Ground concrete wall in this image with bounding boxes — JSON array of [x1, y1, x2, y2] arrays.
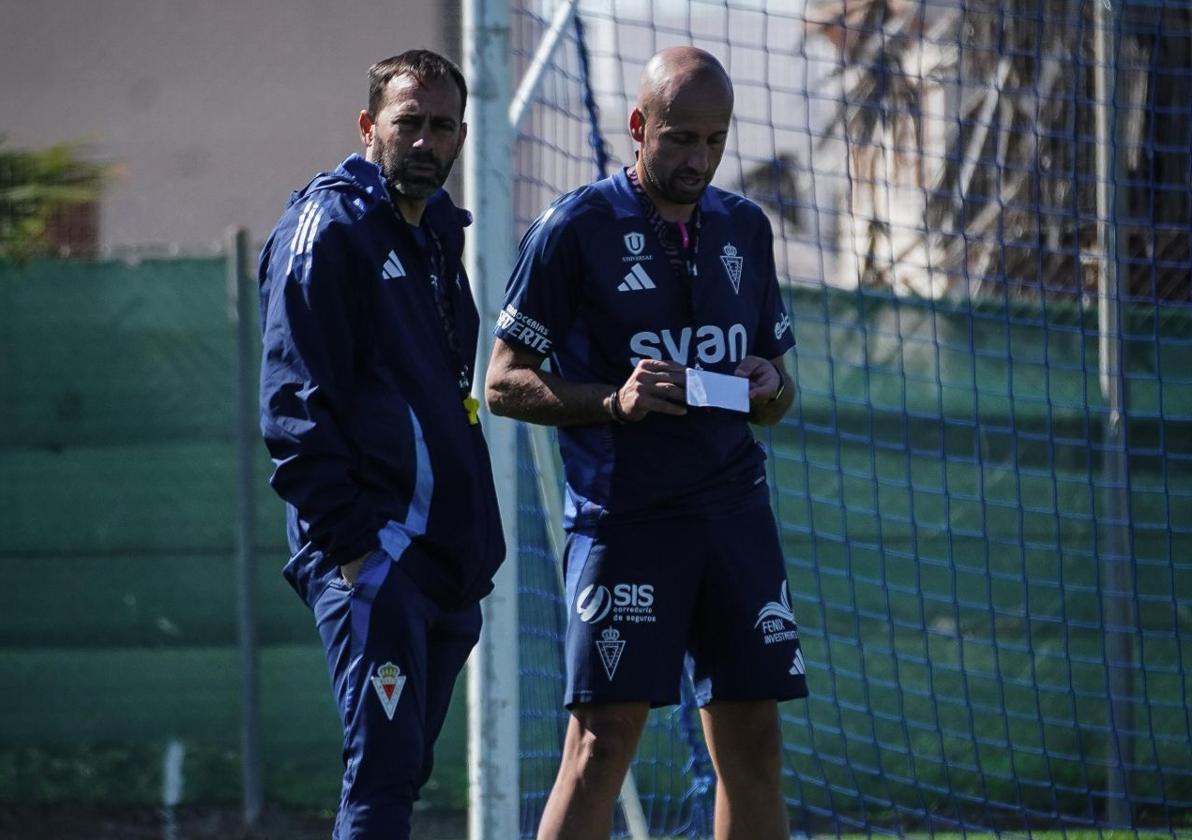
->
[[1, 0, 455, 250]]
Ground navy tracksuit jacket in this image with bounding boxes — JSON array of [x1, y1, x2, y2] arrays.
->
[[259, 154, 503, 608], [258, 154, 504, 839]]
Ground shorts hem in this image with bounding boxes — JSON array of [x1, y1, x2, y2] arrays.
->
[[564, 691, 681, 710], [694, 685, 810, 708]]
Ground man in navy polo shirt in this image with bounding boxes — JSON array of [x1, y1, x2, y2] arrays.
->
[[259, 51, 504, 840], [486, 46, 805, 840]]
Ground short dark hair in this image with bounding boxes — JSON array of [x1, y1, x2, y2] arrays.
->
[[367, 50, 467, 120]]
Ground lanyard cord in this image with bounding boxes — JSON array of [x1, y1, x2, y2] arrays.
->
[[417, 219, 473, 399], [627, 167, 703, 355], [675, 210, 702, 328]]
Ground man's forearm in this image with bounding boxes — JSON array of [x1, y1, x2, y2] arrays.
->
[[487, 365, 618, 427]]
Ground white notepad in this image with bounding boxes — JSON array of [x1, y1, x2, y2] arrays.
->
[[685, 368, 750, 413]]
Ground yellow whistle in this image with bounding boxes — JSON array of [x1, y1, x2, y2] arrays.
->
[[464, 395, 481, 425]]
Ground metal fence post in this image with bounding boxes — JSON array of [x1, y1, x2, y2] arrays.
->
[[226, 226, 263, 829], [1093, 2, 1135, 827]]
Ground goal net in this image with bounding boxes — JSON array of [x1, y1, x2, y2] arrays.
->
[[507, 1, 1191, 836]]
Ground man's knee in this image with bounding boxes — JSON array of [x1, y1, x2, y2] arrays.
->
[[704, 702, 784, 789], [563, 704, 646, 785], [569, 725, 633, 775]]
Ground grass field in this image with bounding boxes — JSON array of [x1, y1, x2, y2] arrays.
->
[[2, 804, 1187, 840]]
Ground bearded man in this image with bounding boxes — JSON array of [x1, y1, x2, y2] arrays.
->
[[258, 49, 504, 840], [487, 46, 805, 840]]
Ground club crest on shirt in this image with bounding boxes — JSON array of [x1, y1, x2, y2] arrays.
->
[[720, 243, 743, 294], [370, 661, 407, 721], [595, 627, 626, 681]]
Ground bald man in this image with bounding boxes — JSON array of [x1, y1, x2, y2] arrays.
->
[[487, 47, 805, 840]]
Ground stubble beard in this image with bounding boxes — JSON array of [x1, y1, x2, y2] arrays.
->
[[643, 155, 707, 207], [378, 143, 455, 201]]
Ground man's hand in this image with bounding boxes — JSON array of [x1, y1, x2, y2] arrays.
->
[[735, 355, 793, 426], [340, 551, 371, 586], [613, 359, 688, 421], [735, 355, 782, 404]]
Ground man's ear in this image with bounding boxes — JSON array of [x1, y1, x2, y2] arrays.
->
[[629, 108, 645, 143], [455, 121, 468, 158], [358, 110, 375, 147]]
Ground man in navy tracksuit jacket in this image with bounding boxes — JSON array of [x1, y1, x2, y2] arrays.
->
[[258, 51, 503, 839]]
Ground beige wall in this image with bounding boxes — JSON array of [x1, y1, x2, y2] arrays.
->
[[0, 0, 456, 250]]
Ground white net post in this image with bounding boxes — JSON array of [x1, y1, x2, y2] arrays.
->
[[464, 1, 520, 838]]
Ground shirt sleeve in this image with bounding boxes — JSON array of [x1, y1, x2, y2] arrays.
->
[[258, 210, 380, 564], [751, 214, 796, 360], [494, 204, 583, 358]]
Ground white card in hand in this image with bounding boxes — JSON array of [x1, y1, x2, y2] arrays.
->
[[686, 368, 750, 413]]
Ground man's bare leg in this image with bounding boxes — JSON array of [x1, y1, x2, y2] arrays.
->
[[700, 699, 788, 840], [536, 702, 650, 840]]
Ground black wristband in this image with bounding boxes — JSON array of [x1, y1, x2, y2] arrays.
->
[[608, 387, 629, 423], [766, 362, 786, 405]]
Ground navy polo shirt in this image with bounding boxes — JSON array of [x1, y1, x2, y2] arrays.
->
[[496, 168, 794, 529]]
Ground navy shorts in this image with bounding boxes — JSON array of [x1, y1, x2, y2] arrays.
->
[[562, 501, 809, 708], [284, 543, 480, 840]]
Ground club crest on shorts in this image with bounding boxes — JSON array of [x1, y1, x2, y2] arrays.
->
[[720, 243, 743, 294], [623, 231, 645, 256], [595, 627, 626, 681], [370, 662, 407, 721]]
